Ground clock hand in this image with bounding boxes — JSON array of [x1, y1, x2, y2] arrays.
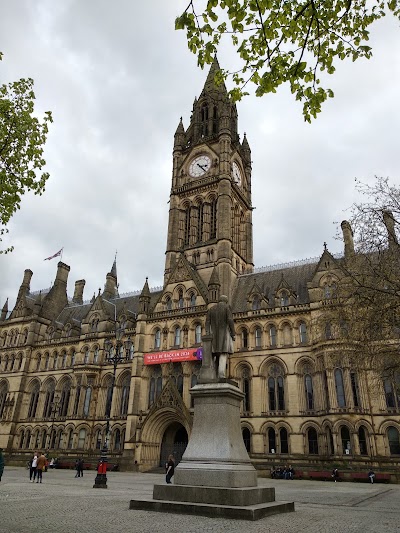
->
[[197, 163, 207, 171]]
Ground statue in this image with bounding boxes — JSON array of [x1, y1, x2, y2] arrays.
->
[[205, 295, 236, 379]]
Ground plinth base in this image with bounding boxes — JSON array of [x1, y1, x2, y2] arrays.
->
[[129, 496, 294, 521]]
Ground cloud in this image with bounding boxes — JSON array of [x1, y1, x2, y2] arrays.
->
[[1, 1, 399, 311]]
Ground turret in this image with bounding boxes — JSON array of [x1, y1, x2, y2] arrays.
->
[[208, 265, 220, 304], [341, 220, 355, 258], [103, 258, 118, 300], [174, 117, 185, 149], [139, 277, 151, 315], [1, 298, 8, 321], [40, 262, 70, 320]]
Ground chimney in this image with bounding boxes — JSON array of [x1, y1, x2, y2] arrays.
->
[[73, 280, 85, 304], [341, 220, 354, 258], [383, 210, 398, 250], [55, 262, 70, 284]]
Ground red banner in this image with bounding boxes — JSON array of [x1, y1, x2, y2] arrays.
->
[[144, 347, 203, 365]]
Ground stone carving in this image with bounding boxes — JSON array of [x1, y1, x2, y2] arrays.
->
[[203, 295, 236, 380]]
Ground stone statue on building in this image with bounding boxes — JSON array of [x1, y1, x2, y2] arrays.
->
[[205, 295, 236, 379]]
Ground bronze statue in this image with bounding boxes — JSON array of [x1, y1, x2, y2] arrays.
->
[[205, 295, 236, 379]]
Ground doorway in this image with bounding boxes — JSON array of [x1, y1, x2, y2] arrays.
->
[[159, 422, 188, 467]]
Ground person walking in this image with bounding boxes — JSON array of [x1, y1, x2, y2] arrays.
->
[[36, 452, 46, 483], [332, 468, 339, 482], [77, 458, 84, 477], [368, 469, 375, 484], [0, 448, 4, 482], [29, 452, 38, 482], [165, 454, 175, 484]]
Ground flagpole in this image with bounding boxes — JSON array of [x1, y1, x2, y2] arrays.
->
[[60, 248, 64, 261]]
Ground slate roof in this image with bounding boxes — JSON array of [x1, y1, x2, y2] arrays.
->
[[231, 261, 319, 313]]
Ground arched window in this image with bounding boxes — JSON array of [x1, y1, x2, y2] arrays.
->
[[280, 291, 289, 306], [241, 329, 248, 349], [120, 375, 130, 415], [252, 296, 260, 310], [242, 368, 251, 412], [45, 353, 50, 370], [326, 427, 334, 455], [95, 429, 102, 450], [305, 374, 314, 410], [19, 430, 25, 449], [172, 363, 183, 397], [71, 351, 76, 366], [0, 383, 8, 417], [91, 319, 99, 332], [358, 426, 368, 455], [165, 296, 172, 311], [388, 426, 400, 455], [53, 353, 58, 370], [384, 374, 400, 409], [267, 364, 285, 411], [178, 290, 184, 309], [242, 428, 251, 452], [154, 329, 161, 349], [93, 347, 99, 364], [174, 327, 181, 347], [200, 103, 209, 136], [60, 383, 71, 417], [67, 429, 74, 449], [41, 430, 47, 449], [189, 293, 197, 307], [148, 365, 162, 407], [83, 387, 92, 416], [61, 351, 67, 368], [308, 428, 319, 454], [350, 371, 360, 407], [341, 426, 351, 454], [83, 348, 90, 365], [334, 368, 346, 408], [195, 324, 202, 344], [25, 429, 31, 449], [299, 322, 307, 343], [42, 385, 55, 418], [36, 354, 41, 371], [269, 325, 277, 348], [28, 383, 40, 418], [78, 429, 86, 449], [114, 428, 121, 451], [255, 327, 262, 348], [268, 428, 276, 453], [73, 386, 81, 416], [280, 428, 289, 454]]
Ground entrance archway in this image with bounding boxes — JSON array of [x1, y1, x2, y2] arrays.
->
[[159, 422, 188, 467]]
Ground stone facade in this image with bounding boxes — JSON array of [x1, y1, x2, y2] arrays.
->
[[1, 59, 400, 474]]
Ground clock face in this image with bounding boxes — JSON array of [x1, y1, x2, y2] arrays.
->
[[232, 161, 242, 186], [189, 154, 211, 178]]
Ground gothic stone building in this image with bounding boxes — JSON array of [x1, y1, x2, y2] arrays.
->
[[1, 59, 400, 475]]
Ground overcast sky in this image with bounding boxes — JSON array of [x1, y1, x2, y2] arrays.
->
[[1, 1, 399, 310]]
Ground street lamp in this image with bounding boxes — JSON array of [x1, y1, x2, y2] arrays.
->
[[47, 393, 61, 451], [93, 322, 132, 489]]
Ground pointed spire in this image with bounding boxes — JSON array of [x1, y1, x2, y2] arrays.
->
[[111, 252, 117, 278], [208, 265, 221, 286], [175, 117, 185, 135], [140, 277, 151, 298], [242, 133, 251, 153], [1, 298, 9, 321], [201, 55, 228, 97]]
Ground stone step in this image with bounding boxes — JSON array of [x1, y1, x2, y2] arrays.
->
[[129, 498, 295, 521]]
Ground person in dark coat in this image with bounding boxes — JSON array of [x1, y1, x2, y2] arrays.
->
[[0, 448, 4, 482], [75, 458, 84, 477], [205, 295, 236, 379], [165, 455, 175, 484], [332, 468, 339, 482]]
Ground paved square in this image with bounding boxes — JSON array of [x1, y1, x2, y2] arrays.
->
[[1, 467, 399, 532]]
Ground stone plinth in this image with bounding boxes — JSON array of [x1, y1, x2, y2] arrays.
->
[[129, 381, 295, 520], [174, 381, 257, 488]]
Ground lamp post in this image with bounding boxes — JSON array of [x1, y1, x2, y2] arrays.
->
[[93, 322, 132, 489], [47, 393, 61, 451]]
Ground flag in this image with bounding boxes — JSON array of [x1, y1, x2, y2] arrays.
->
[[44, 248, 63, 261]]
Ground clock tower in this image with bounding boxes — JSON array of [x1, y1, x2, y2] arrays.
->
[[164, 57, 254, 299]]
